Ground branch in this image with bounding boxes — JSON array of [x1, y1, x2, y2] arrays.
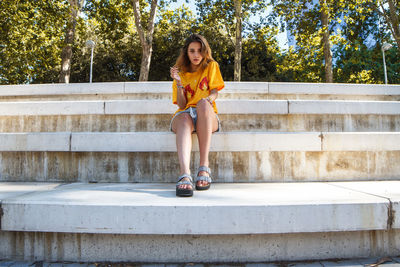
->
[[132, 0, 145, 46], [224, 23, 236, 47], [388, 0, 400, 34], [379, 1, 397, 40], [369, 1, 385, 17], [146, 0, 158, 44]]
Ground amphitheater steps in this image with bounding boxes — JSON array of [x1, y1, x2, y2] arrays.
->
[[0, 181, 399, 262], [0, 82, 399, 262]]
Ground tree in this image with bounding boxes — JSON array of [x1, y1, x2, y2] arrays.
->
[[59, 0, 84, 83], [73, 0, 142, 82], [234, 0, 242, 81], [241, 24, 279, 81], [4, 0, 394, 84], [196, 0, 267, 81], [132, 0, 158, 81], [272, 0, 339, 82], [320, 0, 333, 82], [150, 5, 196, 80], [272, 0, 373, 83], [333, 3, 400, 85], [0, 0, 68, 84], [365, 0, 400, 51]]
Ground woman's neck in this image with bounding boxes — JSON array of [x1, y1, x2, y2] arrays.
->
[[189, 64, 200, 73]]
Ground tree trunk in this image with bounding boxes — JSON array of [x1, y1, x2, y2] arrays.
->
[[372, 0, 400, 52], [132, 0, 158, 81], [59, 0, 81, 83], [234, 0, 242, 82], [320, 0, 333, 83], [140, 43, 152, 81], [387, 0, 400, 50]]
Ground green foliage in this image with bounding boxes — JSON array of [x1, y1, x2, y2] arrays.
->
[[70, 0, 142, 82], [332, 4, 400, 84], [383, 46, 400, 84], [0, 0, 68, 84], [0, 0, 398, 84], [334, 43, 379, 84], [150, 6, 195, 80], [276, 41, 324, 83], [241, 25, 279, 81], [195, 0, 268, 36], [334, 42, 399, 84]]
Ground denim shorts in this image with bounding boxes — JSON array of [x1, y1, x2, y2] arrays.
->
[[170, 107, 220, 132]]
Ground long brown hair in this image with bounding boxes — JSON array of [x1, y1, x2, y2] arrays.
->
[[174, 34, 214, 73]]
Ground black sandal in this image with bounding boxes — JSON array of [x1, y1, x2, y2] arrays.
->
[[176, 174, 194, 197], [195, 166, 212, 191]]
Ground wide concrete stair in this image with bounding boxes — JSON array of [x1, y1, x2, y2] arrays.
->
[[0, 82, 399, 263]]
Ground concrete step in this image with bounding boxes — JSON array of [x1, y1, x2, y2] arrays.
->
[[0, 82, 398, 263], [1, 113, 399, 132], [0, 150, 399, 183], [1, 82, 399, 101], [0, 131, 399, 152], [0, 100, 398, 132], [0, 181, 399, 262], [3, 231, 399, 264], [1, 258, 400, 267], [0, 132, 398, 183], [0, 99, 399, 116], [1, 181, 397, 234]]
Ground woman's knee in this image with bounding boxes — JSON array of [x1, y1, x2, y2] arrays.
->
[[196, 99, 212, 116], [172, 113, 194, 132]]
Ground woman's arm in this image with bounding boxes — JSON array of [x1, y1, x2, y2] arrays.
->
[[176, 81, 187, 109], [205, 61, 223, 104], [171, 67, 187, 109], [204, 89, 218, 105], [208, 89, 218, 102]]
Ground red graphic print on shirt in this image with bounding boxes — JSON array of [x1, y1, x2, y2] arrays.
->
[[185, 84, 195, 97], [199, 77, 208, 91]]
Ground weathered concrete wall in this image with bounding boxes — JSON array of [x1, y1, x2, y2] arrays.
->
[[0, 93, 399, 102], [0, 93, 171, 102], [222, 93, 400, 101], [1, 230, 399, 262], [0, 151, 399, 182], [0, 114, 399, 132], [221, 114, 400, 132], [0, 115, 172, 132]]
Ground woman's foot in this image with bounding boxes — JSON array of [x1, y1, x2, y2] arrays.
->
[[196, 171, 210, 187], [176, 174, 194, 197], [195, 166, 212, 190], [178, 177, 193, 190]]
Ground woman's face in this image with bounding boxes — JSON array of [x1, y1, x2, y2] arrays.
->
[[187, 41, 203, 68]]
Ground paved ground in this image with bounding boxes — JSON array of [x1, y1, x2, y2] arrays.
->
[[1, 257, 400, 267]]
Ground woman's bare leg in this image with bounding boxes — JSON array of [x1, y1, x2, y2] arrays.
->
[[196, 99, 218, 187], [172, 113, 194, 190]]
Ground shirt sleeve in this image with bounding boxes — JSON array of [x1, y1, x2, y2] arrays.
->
[[208, 61, 224, 91], [172, 79, 177, 104]]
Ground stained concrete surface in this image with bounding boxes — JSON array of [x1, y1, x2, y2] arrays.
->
[[1, 257, 400, 267]]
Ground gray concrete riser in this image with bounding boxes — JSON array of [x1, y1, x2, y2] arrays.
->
[[0, 94, 399, 101], [1, 230, 399, 263], [0, 93, 171, 102], [0, 114, 399, 132], [0, 151, 399, 183]]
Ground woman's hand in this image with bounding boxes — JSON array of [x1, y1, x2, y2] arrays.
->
[[170, 67, 181, 82]]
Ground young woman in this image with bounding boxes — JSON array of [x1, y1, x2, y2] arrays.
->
[[170, 34, 224, 197]]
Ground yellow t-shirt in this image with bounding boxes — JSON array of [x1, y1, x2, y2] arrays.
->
[[172, 61, 224, 115]]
